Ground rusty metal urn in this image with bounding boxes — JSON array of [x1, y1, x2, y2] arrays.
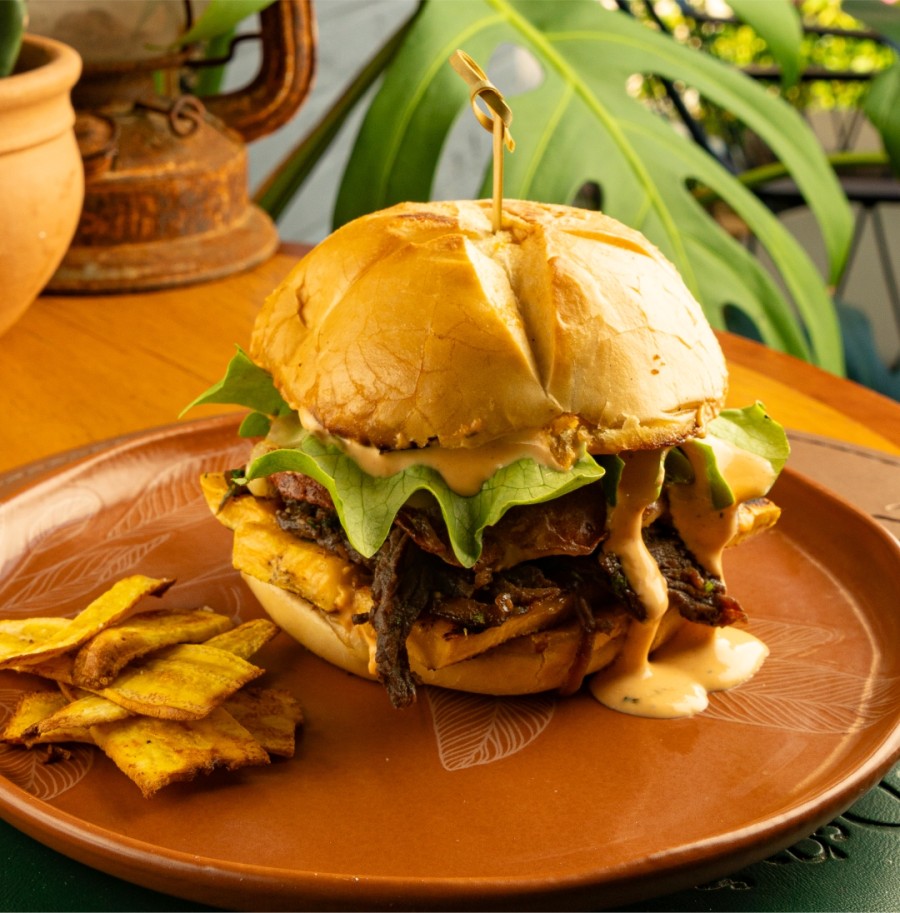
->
[[47, 0, 315, 293]]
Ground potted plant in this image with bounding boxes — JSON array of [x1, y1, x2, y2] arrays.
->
[[0, 0, 84, 337]]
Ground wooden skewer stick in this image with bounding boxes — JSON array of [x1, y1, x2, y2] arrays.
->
[[449, 49, 515, 233]]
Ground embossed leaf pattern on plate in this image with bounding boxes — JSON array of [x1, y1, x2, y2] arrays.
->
[[703, 618, 899, 733], [0, 435, 251, 800], [426, 688, 555, 770], [0, 441, 248, 616]]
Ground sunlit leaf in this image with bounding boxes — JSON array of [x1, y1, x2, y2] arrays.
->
[[0, 0, 25, 77], [846, 0, 900, 175], [848, 1, 900, 45], [726, 0, 804, 87], [174, 0, 273, 47], [863, 62, 900, 175]]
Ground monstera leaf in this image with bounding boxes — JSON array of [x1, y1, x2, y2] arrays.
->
[[323, 0, 851, 374], [726, 0, 804, 88]]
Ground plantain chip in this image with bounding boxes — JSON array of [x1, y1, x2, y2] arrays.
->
[[203, 618, 279, 660], [0, 618, 70, 662], [224, 687, 304, 758], [72, 608, 235, 689], [28, 691, 131, 740], [7, 652, 76, 684], [0, 575, 174, 670], [91, 643, 264, 720], [2, 691, 69, 743], [34, 619, 279, 732], [2, 690, 95, 746], [90, 707, 270, 798], [0, 575, 303, 796]]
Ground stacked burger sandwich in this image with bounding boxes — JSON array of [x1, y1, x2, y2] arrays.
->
[[193, 199, 788, 718]]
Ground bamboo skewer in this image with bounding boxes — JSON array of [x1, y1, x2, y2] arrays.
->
[[449, 50, 515, 233]]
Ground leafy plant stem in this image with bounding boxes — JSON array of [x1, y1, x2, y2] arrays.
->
[[254, 2, 425, 221], [735, 150, 890, 193], [0, 0, 25, 77], [192, 30, 237, 97]]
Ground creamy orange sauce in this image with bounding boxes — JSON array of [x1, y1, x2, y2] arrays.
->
[[283, 410, 568, 496], [701, 434, 778, 505], [601, 450, 669, 624], [339, 433, 566, 496], [653, 621, 768, 692], [667, 443, 738, 579], [590, 443, 771, 720], [589, 621, 767, 719], [669, 436, 776, 578], [590, 615, 710, 718], [590, 450, 705, 717]]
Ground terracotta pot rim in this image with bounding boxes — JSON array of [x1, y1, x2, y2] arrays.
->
[[1, 33, 82, 108]]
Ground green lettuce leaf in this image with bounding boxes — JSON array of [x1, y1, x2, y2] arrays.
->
[[243, 433, 605, 568], [709, 402, 791, 473], [181, 347, 290, 436], [187, 352, 788, 562], [669, 402, 789, 509], [593, 454, 625, 506]]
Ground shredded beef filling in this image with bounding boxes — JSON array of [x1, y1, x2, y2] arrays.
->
[[269, 471, 744, 708], [597, 530, 746, 627], [368, 528, 428, 708]]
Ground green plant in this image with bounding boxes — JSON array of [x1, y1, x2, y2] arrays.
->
[[0, 0, 26, 76], [653, 1, 898, 170], [256, 0, 868, 376], [171, 0, 274, 96], [852, 0, 900, 171], [636, 3, 886, 154]]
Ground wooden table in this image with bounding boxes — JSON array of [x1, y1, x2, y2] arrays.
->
[[3, 244, 900, 475]]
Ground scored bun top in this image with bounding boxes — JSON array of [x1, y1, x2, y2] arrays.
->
[[251, 199, 728, 458]]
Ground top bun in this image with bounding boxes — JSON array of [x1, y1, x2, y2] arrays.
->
[[251, 200, 727, 457]]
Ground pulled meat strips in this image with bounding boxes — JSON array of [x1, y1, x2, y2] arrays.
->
[[369, 528, 428, 708], [395, 487, 607, 574], [269, 471, 744, 707], [598, 529, 745, 627]]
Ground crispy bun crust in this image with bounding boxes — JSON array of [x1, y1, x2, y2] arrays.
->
[[251, 200, 728, 456], [241, 573, 683, 697]]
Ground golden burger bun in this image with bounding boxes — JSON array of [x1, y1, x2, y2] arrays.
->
[[251, 199, 728, 459]]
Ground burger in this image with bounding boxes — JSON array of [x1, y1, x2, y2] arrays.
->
[[190, 199, 789, 718]]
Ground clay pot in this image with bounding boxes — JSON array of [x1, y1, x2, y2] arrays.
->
[[0, 34, 83, 337]]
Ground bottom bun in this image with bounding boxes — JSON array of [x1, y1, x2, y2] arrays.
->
[[242, 573, 683, 697], [243, 573, 374, 679]]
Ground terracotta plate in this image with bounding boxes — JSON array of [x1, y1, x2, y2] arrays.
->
[[0, 416, 898, 911]]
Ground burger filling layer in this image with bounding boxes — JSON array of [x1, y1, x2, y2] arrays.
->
[[189, 351, 789, 716], [260, 469, 756, 708]]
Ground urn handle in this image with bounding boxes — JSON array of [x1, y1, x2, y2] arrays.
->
[[201, 0, 315, 144]]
